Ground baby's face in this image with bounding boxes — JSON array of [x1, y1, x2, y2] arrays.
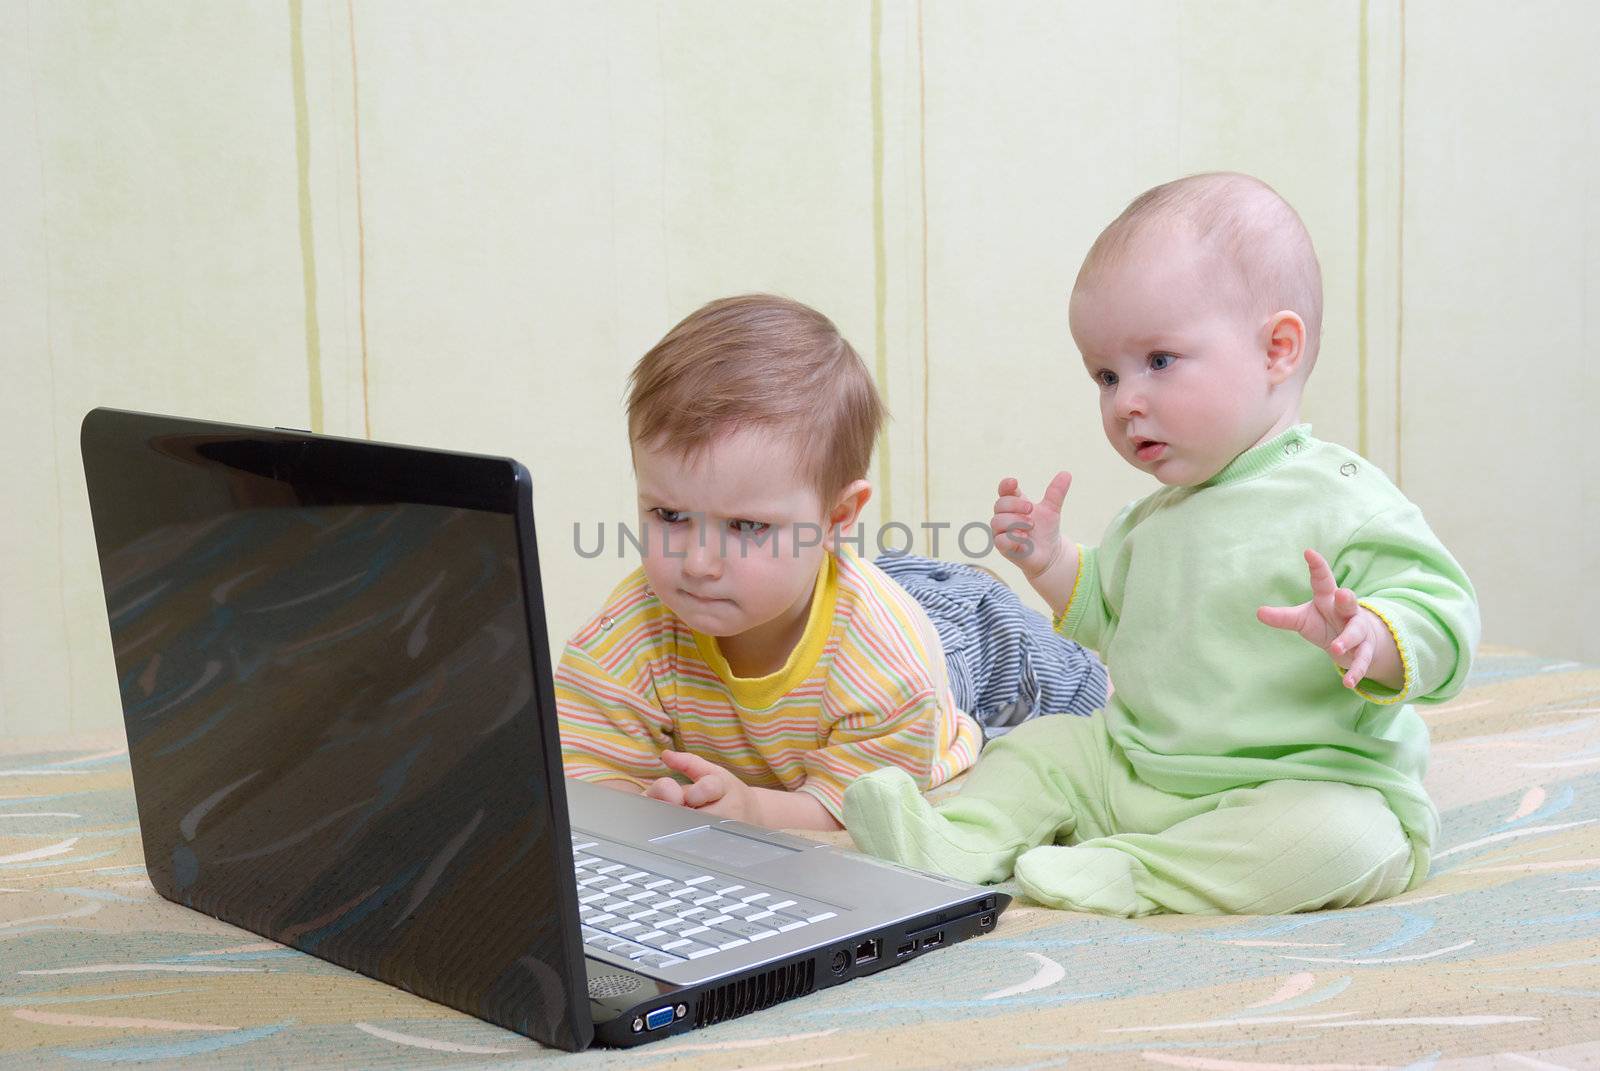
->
[[1069, 230, 1289, 486], [632, 427, 832, 644]]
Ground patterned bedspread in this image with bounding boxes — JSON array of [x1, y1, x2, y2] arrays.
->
[[3, 647, 1598, 1069]]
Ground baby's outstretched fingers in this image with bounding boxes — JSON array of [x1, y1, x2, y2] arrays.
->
[[1256, 602, 1304, 632], [993, 494, 1034, 516], [1328, 610, 1365, 656], [1040, 471, 1073, 512], [1342, 641, 1374, 688]]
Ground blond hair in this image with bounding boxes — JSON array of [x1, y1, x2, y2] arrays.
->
[[626, 294, 885, 504], [1080, 172, 1324, 366]]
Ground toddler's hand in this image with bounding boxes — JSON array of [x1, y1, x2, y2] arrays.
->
[[990, 471, 1072, 580], [655, 750, 760, 824], [1257, 549, 1392, 689]]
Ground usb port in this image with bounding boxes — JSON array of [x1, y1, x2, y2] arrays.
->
[[919, 931, 944, 950], [854, 937, 880, 964], [644, 1006, 674, 1031], [896, 941, 914, 958]]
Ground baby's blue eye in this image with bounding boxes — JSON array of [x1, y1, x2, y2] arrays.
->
[[730, 519, 770, 536], [654, 508, 686, 524], [1094, 370, 1118, 389], [1149, 352, 1175, 371]]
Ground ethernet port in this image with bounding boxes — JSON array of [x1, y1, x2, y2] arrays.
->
[[854, 937, 880, 965]]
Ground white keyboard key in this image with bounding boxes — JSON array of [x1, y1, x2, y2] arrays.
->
[[768, 899, 798, 911], [806, 911, 837, 923]]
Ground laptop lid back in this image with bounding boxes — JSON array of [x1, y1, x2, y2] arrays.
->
[[79, 408, 592, 1051]]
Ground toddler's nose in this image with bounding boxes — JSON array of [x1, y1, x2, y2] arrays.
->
[[682, 530, 723, 579]]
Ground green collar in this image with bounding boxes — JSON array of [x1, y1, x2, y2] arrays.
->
[[1200, 424, 1314, 488]]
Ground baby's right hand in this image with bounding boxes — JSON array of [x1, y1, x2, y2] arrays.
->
[[990, 471, 1072, 580]]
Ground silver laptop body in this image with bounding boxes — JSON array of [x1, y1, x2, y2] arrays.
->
[[80, 408, 1007, 1050]]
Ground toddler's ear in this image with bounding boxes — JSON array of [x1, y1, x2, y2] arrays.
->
[[829, 479, 872, 532], [1264, 310, 1307, 385]]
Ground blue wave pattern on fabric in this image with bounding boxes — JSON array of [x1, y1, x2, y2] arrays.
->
[[876, 554, 1108, 739]]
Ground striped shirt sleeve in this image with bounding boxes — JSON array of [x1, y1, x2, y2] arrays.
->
[[797, 684, 964, 818], [555, 642, 673, 790]]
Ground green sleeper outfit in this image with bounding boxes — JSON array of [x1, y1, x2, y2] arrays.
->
[[843, 425, 1480, 916]]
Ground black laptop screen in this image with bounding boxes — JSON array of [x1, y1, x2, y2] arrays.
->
[[80, 409, 591, 1050]]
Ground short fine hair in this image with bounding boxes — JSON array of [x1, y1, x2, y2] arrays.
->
[[626, 294, 885, 503], [1080, 172, 1324, 364]]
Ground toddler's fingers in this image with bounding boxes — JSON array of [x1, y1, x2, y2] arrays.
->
[[683, 776, 727, 808], [645, 777, 685, 806], [992, 495, 1033, 516], [997, 476, 1018, 497]]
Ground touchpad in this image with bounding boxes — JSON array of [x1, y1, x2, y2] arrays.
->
[[650, 825, 799, 870]]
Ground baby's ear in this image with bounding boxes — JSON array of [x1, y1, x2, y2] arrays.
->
[[829, 479, 873, 532], [1264, 310, 1307, 385]]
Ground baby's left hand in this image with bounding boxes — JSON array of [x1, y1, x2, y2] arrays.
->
[[1257, 549, 1395, 690], [647, 750, 760, 824]]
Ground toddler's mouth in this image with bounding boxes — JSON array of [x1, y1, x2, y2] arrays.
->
[[680, 588, 731, 606], [1134, 438, 1167, 462]]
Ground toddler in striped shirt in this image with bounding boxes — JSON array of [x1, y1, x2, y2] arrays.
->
[[556, 294, 986, 830]]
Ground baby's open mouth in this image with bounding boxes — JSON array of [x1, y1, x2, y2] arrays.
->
[[1134, 439, 1167, 461]]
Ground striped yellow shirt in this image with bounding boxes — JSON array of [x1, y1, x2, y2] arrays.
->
[[556, 546, 982, 818]]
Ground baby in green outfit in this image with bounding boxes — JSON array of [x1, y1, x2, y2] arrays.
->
[[842, 172, 1480, 916]]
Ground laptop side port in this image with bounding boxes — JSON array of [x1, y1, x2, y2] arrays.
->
[[919, 931, 944, 950], [644, 1006, 675, 1031], [854, 937, 880, 965], [895, 940, 915, 958], [829, 949, 851, 974]]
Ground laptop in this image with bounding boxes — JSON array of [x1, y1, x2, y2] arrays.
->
[[79, 408, 1008, 1051]]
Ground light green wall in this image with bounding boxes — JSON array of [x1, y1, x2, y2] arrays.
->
[[3, 1, 1595, 742]]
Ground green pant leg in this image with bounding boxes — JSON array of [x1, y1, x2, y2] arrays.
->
[[842, 713, 1108, 885], [1015, 778, 1415, 917]]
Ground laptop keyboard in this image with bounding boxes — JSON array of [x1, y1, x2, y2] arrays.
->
[[571, 835, 839, 971]]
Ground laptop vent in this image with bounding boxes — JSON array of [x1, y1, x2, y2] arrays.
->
[[694, 959, 817, 1028]]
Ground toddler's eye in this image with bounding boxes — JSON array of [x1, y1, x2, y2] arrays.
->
[[1148, 352, 1175, 371], [1094, 370, 1118, 389], [730, 519, 770, 536], [653, 508, 687, 524]]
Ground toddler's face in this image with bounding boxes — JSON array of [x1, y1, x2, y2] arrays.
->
[[1069, 229, 1290, 486], [632, 428, 832, 645]]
